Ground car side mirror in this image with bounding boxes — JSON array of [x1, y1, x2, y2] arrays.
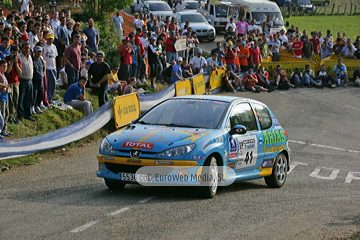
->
[[286, 21, 289, 27], [230, 125, 247, 135]]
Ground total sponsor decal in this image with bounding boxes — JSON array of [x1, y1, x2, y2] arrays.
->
[[192, 155, 206, 160], [154, 161, 174, 165], [229, 137, 237, 159], [263, 145, 286, 153], [262, 130, 286, 145], [122, 141, 155, 150]]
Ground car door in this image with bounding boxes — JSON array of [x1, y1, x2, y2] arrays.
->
[[225, 102, 264, 172]]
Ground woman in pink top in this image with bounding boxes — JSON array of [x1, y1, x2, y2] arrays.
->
[[235, 17, 248, 37]]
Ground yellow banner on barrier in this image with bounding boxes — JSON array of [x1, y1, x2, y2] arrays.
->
[[175, 79, 192, 96], [321, 59, 360, 77], [113, 93, 140, 129], [260, 61, 318, 80], [209, 67, 226, 89], [192, 74, 206, 95]]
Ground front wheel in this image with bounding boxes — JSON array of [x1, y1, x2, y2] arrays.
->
[[199, 156, 219, 198], [264, 153, 287, 188], [104, 179, 126, 190]]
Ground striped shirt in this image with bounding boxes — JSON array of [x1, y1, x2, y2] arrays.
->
[[18, 52, 33, 80]]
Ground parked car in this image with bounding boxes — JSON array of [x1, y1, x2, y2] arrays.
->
[[311, 0, 333, 6], [174, 12, 216, 41], [143, 1, 174, 20], [273, 0, 316, 13], [184, 1, 199, 12], [97, 95, 291, 198]]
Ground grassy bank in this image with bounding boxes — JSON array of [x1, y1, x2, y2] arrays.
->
[[286, 15, 359, 40]]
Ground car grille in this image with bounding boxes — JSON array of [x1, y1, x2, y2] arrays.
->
[[105, 163, 142, 174], [196, 29, 208, 33]]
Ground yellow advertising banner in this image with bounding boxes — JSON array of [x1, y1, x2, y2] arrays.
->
[[260, 61, 318, 80], [175, 79, 192, 96], [321, 58, 360, 77], [209, 67, 226, 90], [192, 74, 206, 95], [113, 93, 140, 129]]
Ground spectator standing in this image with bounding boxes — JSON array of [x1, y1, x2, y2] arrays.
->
[[332, 37, 344, 56], [175, 0, 188, 12], [238, 41, 250, 72], [249, 41, 261, 71], [112, 10, 124, 36], [4, 46, 22, 125], [82, 19, 100, 54], [0, 37, 10, 59], [64, 34, 81, 86], [268, 34, 280, 61], [28, 23, 41, 50], [181, 58, 192, 79], [131, 0, 143, 14], [211, 42, 224, 56], [0, 8, 6, 22], [129, 33, 139, 79], [333, 59, 348, 87], [56, 17, 69, 69], [262, 15, 273, 36], [18, 42, 34, 121], [190, 49, 207, 75], [43, 33, 58, 102], [171, 57, 184, 83], [339, 39, 356, 58], [302, 36, 313, 60], [235, 16, 248, 37], [205, 53, 219, 76], [321, 38, 333, 59], [291, 35, 303, 58], [118, 37, 133, 81], [50, 12, 60, 32], [148, 36, 161, 88], [0, 59, 10, 137], [165, 31, 177, 64], [224, 41, 237, 72], [309, 31, 321, 54], [225, 18, 236, 32], [88, 51, 110, 107], [135, 28, 146, 83], [31, 46, 45, 114], [64, 76, 93, 115], [19, 0, 31, 15]]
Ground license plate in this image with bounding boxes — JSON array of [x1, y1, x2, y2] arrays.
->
[[118, 172, 152, 183]]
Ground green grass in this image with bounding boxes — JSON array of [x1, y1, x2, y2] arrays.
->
[[286, 15, 359, 41]]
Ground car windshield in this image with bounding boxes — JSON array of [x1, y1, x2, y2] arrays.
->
[[252, 12, 284, 27], [181, 14, 207, 23], [138, 99, 229, 129], [186, 1, 198, 9], [149, 3, 172, 11], [215, 5, 228, 18]]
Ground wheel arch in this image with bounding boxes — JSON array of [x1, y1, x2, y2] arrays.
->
[[208, 152, 224, 167], [280, 150, 290, 171]]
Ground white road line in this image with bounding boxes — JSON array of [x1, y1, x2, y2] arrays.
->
[[138, 196, 156, 203], [289, 140, 360, 154], [346, 105, 360, 111], [107, 207, 130, 216], [70, 220, 100, 233]]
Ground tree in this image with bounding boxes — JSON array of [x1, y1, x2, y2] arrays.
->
[[85, 0, 133, 20], [3, 0, 12, 7]]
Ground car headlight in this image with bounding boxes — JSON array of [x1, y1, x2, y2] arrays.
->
[[100, 138, 116, 154], [157, 144, 195, 157]]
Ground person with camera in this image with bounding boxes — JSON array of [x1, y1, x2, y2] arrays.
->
[[257, 66, 274, 90], [289, 67, 303, 87], [223, 41, 237, 73], [321, 38, 333, 59], [244, 69, 272, 93], [4, 45, 22, 125], [0, 59, 10, 139], [333, 59, 348, 87], [302, 64, 323, 88], [223, 69, 245, 93], [118, 36, 134, 82], [190, 49, 207, 75], [316, 64, 336, 88], [272, 64, 295, 90]]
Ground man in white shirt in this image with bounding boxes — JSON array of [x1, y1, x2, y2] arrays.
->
[[205, 53, 219, 76], [133, 13, 144, 30], [112, 10, 124, 35], [175, 0, 188, 12], [43, 34, 58, 101], [18, 0, 30, 14], [225, 18, 236, 32], [50, 12, 60, 35], [131, 0, 143, 14], [190, 49, 207, 75], [279, 29, 288, 43]]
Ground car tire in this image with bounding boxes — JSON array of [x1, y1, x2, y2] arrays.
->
[[104, 179, 126, 190], [199, 156, 219, 198], [264, 153, 287, 188]]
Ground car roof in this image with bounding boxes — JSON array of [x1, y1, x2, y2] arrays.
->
[[175, 12, 202, 15], [172, 95, 264, 105]]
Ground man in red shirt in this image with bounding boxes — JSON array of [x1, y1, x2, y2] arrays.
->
[[309, 31, 321, 54], [292, 35, 303, 58], [224, 41, 237, 73], [249, 41, 261, 71], [166, 31, 177, 64], [118, 37, 134, 81], [135, 28, 146, 82], [4, 45, 22, 124], [243, 69, 271, 93]]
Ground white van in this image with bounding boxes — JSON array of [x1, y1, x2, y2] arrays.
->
[[225, 0, 288, 34], [197, 0, 229, 30]]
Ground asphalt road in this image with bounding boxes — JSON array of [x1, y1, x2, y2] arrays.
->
[[1, 86, 360, 240]]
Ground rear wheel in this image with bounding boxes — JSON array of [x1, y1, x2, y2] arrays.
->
[[199, 156, 219, 198], [264, 153, 287, 188], [104, 179, 126, 190]]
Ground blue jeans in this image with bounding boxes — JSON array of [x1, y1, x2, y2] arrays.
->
[[88, 46, 98, 54], [65, 66, 79, 86], [227, 64, 236, 73], [46, 69, 57, 100], [292, 75, 301, 85], [18, 79, 34, 119], [302, 74, 312, 85], [131, 63, 138, 78], [166, 52, 176, 64]]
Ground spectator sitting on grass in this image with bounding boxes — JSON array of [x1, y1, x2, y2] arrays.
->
[[123, 77, 138, 95], [64, 76, 93, 115], [107, 65, 124, 95]]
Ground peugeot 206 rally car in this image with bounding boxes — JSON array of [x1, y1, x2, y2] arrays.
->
[[97, 95, 291, 198]]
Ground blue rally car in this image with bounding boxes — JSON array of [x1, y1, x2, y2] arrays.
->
[[97, 95, 291, 198]]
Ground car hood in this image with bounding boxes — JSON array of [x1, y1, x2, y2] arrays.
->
[[107, 125, 215, 152], [188, 22, 214, 30]]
